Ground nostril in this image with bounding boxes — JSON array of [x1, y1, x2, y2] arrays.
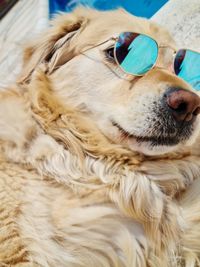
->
[[174, 102, 188, 113], [166, 92, 188, 113]]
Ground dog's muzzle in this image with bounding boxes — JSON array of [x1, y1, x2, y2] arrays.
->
[[148, 86, 200, 146]]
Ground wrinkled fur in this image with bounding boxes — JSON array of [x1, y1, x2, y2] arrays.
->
[[1, 7, 200, 267]]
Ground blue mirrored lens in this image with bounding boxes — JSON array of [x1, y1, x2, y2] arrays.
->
[[115, 32, 158, 75], [174, 49, 200, 91]]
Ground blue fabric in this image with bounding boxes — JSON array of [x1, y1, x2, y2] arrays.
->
[[49, 0, 168, 18]]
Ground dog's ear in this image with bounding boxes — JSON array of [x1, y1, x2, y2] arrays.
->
[[18, 8, 92, 84]]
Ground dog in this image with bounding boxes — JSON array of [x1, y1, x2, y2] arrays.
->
[[0, 7, 200, 267]]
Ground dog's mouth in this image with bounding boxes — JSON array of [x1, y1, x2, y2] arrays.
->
[[111, 120, 188, 147]]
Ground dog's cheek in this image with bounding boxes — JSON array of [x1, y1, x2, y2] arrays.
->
[[53, 54, 119, 112]]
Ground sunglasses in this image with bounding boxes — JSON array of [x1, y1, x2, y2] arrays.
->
[[84, 32, 200, 91]]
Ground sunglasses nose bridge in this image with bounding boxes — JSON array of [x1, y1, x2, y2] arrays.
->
[[155, 48, 175, 74]]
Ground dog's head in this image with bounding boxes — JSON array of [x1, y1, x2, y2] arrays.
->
[[20, 8, 200, 156]]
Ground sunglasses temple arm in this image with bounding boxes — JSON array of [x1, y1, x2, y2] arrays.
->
[[81, 37, 117, 53]]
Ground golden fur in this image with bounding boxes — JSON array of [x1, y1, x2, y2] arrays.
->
[[0, 7, 200, 267]]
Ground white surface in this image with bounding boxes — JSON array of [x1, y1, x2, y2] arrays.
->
[[0, 0, 49, 88], [152, 0, 200, 50]]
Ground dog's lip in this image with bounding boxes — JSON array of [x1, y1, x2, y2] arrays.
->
[[111, 119, 180, 146], [111, 120, 135, 138]]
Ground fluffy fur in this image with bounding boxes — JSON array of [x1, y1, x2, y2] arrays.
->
[[1, 7, 200, 267]]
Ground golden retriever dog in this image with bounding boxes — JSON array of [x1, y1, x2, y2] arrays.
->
[[0, 7, 200, 267]]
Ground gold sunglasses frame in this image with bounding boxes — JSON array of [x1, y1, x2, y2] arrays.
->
[[82, 32, 200, 80]]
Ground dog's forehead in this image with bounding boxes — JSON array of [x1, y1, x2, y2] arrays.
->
[[81, 9, 175, 47]]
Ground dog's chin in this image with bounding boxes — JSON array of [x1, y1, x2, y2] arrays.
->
[[108, 120, 197, 156], [126, 139, 179, 156]]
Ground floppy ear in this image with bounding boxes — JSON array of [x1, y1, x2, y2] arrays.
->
[[18, 8, 90, 84]]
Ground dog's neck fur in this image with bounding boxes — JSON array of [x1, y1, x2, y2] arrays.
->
[[1, 69, 200, 259]]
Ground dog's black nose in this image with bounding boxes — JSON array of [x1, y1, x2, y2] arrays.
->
[[164, 87, 200, 122]]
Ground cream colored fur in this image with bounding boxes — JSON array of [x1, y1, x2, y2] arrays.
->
[[0, 7, 200, 267]]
